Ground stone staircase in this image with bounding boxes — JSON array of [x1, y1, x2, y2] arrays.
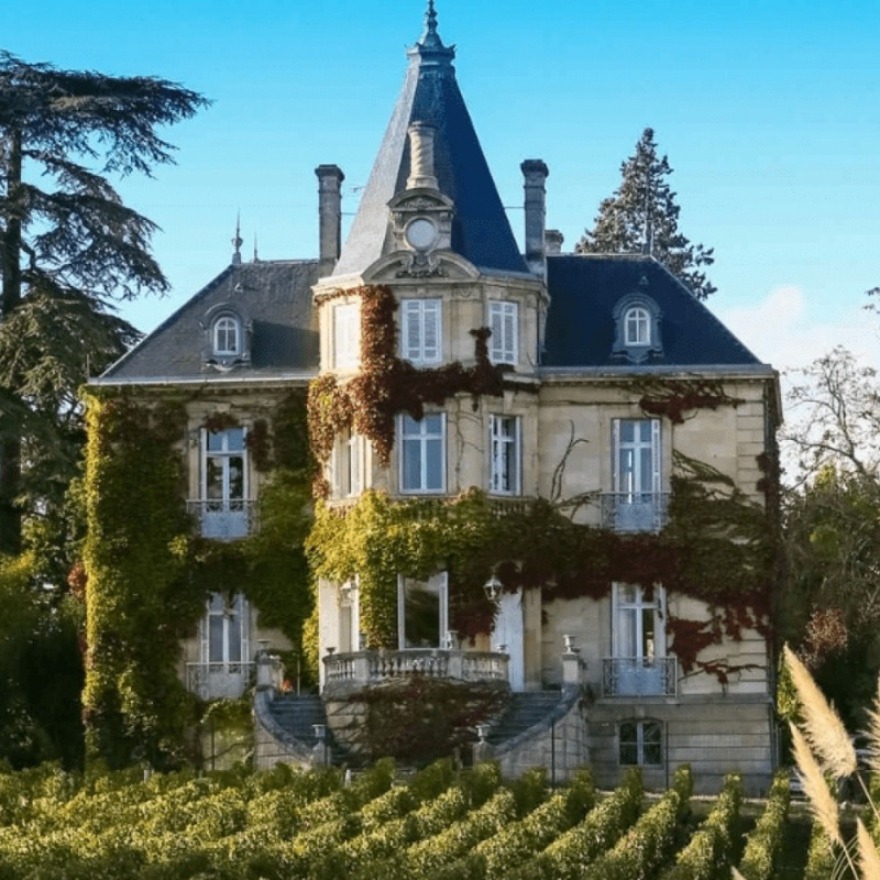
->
[[487, 691, 566, 746], [266, 694, 332, 749]]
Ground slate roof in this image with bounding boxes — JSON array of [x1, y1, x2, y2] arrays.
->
[[542, 254, 766, 369], [97, 260, 319, 383], [333, 6, 527, 277]]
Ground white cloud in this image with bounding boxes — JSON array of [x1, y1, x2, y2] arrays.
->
[[716, 285, 880, 374]]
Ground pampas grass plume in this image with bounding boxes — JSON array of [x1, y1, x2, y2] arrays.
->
[[790, 722, 843, 848], [784, 644, 857, 780], [857, 818, 880, 880], [862, 677, 880, 779]]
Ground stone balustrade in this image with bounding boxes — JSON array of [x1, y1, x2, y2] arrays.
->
[[322, 648, 508, 696]]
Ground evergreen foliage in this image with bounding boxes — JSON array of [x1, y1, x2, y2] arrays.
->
[[576, 127, 715, 299], [0, 50, 206, 557]]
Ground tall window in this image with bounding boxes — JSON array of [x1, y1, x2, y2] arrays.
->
[[610, 583, 668, 696], [333, 302, 360, 369], [400, 414, 445, 493], [205, 593, 248, 666], [619, 720, 662, 766], [213, 315, 240, 355], [489, 415, 520, 495], [611, 418, 662, 531], [398, 572, 448, 649], [200, 427, 248, 539], [488, 301, 518, 364], [334, 430, 363, 497], [401, 299, 441, 364], [624, 307, 650, 346], [204, 428, 246, 509], [613, 583, 663, 663]]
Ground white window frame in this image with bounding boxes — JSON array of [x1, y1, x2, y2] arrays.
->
[[612, 418, 661, 499], [201, 427, 248, 507], [397, 572, 449, 650], [488, 300, 518, 365], [399, 413, 446, 494], [333, 302, 360, 370], [401, 298, 442, 365], [619, 719, 663, 766], [489, 414, 521, 495], [213, 315, 240, 356], [332, 430, 363, 497], [202, 593, 249, 666], [611, 583, 666, 662], [624, 306, 650, 346]]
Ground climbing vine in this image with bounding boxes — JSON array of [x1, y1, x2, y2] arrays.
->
[[633, 377, 744, 424], [306, 449, 775, 680], [82, 387, 315, 768], [307, 285, 510, 468]]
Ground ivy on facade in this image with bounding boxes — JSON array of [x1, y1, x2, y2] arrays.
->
[[81, 388, 314, 767], [307, 285, 511, 473]]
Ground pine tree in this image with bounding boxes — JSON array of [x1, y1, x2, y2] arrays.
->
[[576, 127, 716, 299], [0, 52, 207, 557]]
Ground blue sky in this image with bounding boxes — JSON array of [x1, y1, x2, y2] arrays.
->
[[3, 0, 879, 371]]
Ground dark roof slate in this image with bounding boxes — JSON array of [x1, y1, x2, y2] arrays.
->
[[334, 18, 527, 277], [99, 260, 318, 382], [543, 254, 764, 369]]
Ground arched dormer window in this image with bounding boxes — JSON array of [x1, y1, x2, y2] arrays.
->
[[612, 294, 662, 363], [203, 304, 251, 368], [213, 315, 240, 356], [624, 306, 650, 347]]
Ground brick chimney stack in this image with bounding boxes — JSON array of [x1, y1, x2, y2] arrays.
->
[[315, 164, 345, 277]]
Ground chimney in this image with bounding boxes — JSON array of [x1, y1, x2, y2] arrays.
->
[[315, 164, 345, 276], [407, 122, 439, 190], [544, 229, 564, 256], [521, 159, 549, 275]]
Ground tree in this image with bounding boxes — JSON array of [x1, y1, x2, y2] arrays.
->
[[576, 127, 716, 299], [0, 52, 207, 558], [782, 345, 880, 725]]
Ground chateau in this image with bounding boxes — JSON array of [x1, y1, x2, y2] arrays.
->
[[88, 4, 781, 793]]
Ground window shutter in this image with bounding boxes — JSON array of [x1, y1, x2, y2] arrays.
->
[[651, 420, 661, 493], [612, 419, 621, 493], [423, 300, 440, 362]]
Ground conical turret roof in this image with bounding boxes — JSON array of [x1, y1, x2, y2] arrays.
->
[[333, 4, 527, 277]]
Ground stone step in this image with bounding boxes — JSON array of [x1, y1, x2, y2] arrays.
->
[[488, 692, 563, 745], [268, 694, 335, 750]]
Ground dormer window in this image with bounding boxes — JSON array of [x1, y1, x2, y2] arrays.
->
[[613, 295, 662, 363], [213, 315, 240, 356], [203, 304, 251, 368], [624, 307, 650, 347]]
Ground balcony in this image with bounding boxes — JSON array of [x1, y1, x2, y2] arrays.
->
[[186, 661, 256, 699], [602, 657, 677, 697], [600, 493, 669, 533], [322, 648, 509, 697], [187, 499, 256, 540]]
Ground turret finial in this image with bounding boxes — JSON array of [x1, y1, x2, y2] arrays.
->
[[413, 0, 455, 62], [231, 212, 243, 265]]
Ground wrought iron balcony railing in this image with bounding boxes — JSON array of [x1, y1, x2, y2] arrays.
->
[[600, 493, 669, 533], [602, 657, 677, 697], [187, 499, 256, 540]]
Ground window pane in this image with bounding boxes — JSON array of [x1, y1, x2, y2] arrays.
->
[[228, 456, 244, 500], [209, 614, 224, 662], [403, 439, 421, 489], [206, 458, 223, 499], [642, 607, 655, 660], [403, 581, 441, 648], [425, 437, 442, 490], [227, 612, 242, 662]]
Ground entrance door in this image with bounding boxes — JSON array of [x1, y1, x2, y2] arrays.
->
[[493, 588, 525, 691]]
